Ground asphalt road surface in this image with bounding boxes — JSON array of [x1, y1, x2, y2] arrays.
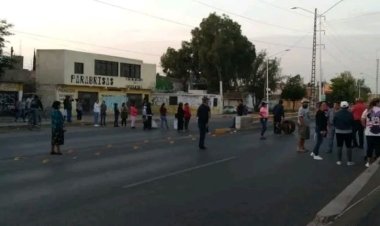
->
[[0, 119, 367, 226]]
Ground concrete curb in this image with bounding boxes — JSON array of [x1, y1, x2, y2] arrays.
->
[[307, 158, 380, 226]]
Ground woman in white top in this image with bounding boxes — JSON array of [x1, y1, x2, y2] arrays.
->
[[93, 100, 101, 127], [361, 98, 380, 167]]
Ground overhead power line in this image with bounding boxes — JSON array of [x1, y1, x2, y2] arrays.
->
[[322, 0, 346, 15], [92, 0, 194, 28], [192, 0, 310, 33], [12, 30, 162, 57], [256, 0, 311, 18]]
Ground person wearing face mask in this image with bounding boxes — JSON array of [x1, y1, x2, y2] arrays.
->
[[297, 98, 311, 153], [311, 101, 328, 160]]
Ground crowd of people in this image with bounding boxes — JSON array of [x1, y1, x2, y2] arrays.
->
[[14, 95, 44, 125], [47, 96, 211, 155], [296, 98, 379, 168], [229, 97, 379, 168], [21, 94, 380, 166]]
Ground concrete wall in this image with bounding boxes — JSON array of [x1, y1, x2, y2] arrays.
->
[[36, 49, 156, 90], [151, 92, 221, 115], [36, 50, 65, 85]]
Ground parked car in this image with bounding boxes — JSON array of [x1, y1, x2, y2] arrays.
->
[[223, 106, 237, 114]]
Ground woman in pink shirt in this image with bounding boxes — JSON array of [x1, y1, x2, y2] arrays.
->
[[129, 102, 138, 129], [259, 102, 269, 140]]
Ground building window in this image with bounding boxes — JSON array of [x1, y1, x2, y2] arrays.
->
[[95, 60, 118, 76], [169, 96, 178, 106], [213, 98, 218, 107], [120, 63, 141, 79], [74, 62, 84, 74]]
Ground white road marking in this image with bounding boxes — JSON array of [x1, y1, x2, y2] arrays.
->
[[122, 156, 237, 189]]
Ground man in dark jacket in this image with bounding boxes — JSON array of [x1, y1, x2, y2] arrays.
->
[[311, 102, 328, 160], [273, 99, 285, 134], [231, 99, 244, 129], [197, 97, 210, 150], [334, 101, 355, 166]]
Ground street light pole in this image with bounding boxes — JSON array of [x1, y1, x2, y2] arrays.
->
[[266, 49, 290, 107], [266, 58, 269, 105]]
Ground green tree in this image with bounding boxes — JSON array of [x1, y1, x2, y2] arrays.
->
[[243, 50, 282, 103], [281, 74, 307, 110], [356, 78, 371, 102], [0, 19, 13, 77], [155, 73, 173, 92], [327, 71, 357, 103], [160, 41, 195, 91], [191, 13, 256, 92], [161, 13, 256, 93]]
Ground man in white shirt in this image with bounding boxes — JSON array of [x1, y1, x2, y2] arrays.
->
[[93, 100, 100, 127]]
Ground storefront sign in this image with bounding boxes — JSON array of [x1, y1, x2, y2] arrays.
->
[[126, 85, 142, 89], [70, 74, 114, 86]]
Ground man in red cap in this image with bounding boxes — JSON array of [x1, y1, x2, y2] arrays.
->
[[351, 99, 366, 148]]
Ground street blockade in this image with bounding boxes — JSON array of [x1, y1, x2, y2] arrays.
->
[[214, 128, 231, 135], [281, 120, 296, 134], [235, 116, 254, 130]]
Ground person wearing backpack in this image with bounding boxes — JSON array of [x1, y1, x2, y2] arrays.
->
[[361, 98, 380, 167]]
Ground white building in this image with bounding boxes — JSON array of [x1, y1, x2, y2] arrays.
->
[[36, 49, 156, 113]]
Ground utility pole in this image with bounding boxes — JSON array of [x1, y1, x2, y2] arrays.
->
[[377, 58, 379, 97], [310, 8, 317, 108], [318, 15, 325, 101]]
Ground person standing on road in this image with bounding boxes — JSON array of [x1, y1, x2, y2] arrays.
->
[[160, 103, 169, 129], [272, 99, 285, 134], [197, 97, 210, 150], [50, 101, 64, 155], [326, 102, 340, 153], [231, 99, 244, 129], [120, 102, 128, 127], [176, 102, 185, 132], [361, 98, 380, 167], [76, 99, 83, 121], [130, 102, 138, 129], [146, 102, 153, 130], [351, 99, 366, 149], [14, 100, 21, 122], [114, 103, 120, 127], [93, 99, 100, 127], [259, 102, 269, 140], [297, 98, 311, 153], [184, 103, 191, 131], [334, 101, 355, 166], [63, 96, 73, 123], [30, 95, 43, 126], [20, 98, 26, 122], [142, 101, 148, 129], [311, 102, 328, 160], [100, 100, 107, 126]]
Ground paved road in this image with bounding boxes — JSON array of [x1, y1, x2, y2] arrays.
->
[[0, 118, 367, 226]]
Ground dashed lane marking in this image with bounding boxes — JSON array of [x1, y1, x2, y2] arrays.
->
[[122, 156, 237, 189], [14, 156, 23, 161]]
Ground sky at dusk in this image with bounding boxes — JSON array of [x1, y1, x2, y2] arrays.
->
[[2, 0, 380, 91]]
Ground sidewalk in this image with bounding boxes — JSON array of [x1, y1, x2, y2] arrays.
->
[[332, 159, 380, 225], [308, 158, 380, 225]]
